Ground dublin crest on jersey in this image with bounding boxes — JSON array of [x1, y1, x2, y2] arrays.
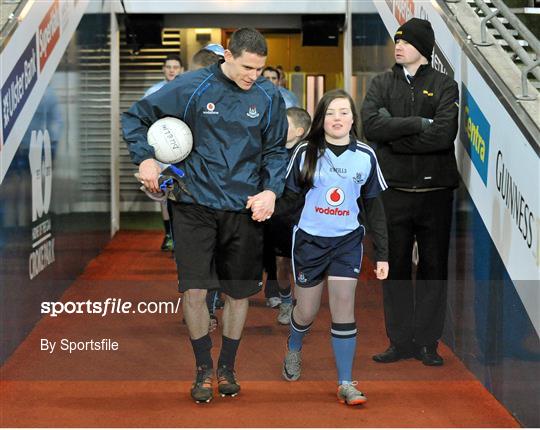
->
[[353, 172, 363, 184], [246, 105, 259, 118]]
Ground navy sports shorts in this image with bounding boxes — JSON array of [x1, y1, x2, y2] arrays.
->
[[171, 202, 263, 299], [291, 226, 364, 288]]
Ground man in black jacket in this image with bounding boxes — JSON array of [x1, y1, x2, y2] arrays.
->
[[361, 18, 459, 366]]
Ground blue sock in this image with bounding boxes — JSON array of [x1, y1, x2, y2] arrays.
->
[[331, 322, 357, 385], [279, 286, 292, 304], [288, 312, 311, 352]]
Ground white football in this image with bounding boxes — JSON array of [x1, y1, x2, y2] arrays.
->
[[147, 117, 193, 164]]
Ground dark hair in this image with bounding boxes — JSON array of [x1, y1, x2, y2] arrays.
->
[[191, 49, 221, 69], [299, 89, 359, 189], [286, 107, 311, 140], [228, 27, 267, 58], [262, 66, 278, 76], [164, 54, 183, 68]]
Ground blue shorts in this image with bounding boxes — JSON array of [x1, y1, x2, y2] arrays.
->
[[291, 227, 364, 288]]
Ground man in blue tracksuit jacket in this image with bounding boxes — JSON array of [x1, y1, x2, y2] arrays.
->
[[122, 28, 288, 403]]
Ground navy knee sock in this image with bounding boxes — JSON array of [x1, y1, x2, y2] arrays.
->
[[218, 335, 240, 369], [190, 334, 213, 369], [279, 285, 292, 304], [288, 312, 311, 351]]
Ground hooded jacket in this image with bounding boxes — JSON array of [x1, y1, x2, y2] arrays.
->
[[361, 63, 459, 189], [122, 61, 288, 212]]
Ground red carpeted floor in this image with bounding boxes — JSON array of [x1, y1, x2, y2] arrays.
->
[[0, 230, 520, 427]]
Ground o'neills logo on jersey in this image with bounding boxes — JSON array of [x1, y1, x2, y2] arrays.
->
[[315, 206, 350, 216], [203, 102, 219, 115]]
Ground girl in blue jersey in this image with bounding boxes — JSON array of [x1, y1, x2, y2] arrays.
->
[[277, 89, 389, 406]]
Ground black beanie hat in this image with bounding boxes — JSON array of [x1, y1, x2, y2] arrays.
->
[[394, 18, 435, 61]]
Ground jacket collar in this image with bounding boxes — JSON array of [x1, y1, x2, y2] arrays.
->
[[392, 63, 432, 81], [211, 60, 234, 85]]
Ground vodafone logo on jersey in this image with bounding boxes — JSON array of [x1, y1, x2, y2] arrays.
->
[[315, 206, 350, 216], [314, 187, 350, 217], [326, 187, 344, 206], [203, 102, 219, 115]]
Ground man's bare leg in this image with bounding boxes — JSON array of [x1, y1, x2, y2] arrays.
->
[[183, 289, 210, 339]]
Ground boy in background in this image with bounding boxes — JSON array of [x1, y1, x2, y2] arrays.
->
[[270, 107, 311, 324], [143, 54, 184, 251]]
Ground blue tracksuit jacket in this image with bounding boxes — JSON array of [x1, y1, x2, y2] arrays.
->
[[122, 61, 288, 212]]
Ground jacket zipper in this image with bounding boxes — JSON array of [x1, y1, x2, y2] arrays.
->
[[410, 83, 417, 188]]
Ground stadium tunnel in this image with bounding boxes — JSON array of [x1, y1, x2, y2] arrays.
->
[[0, 0, 538, 426]]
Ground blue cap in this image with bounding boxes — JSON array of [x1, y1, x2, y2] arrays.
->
[[204, 43, 225, 57]]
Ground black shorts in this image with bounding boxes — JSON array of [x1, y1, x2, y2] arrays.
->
[[291, 227, 364, 288], [267, 215, 294, 258], [171, 202, 264, 299]]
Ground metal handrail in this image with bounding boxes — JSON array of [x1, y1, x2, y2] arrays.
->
[[473, 0, 540, 98], [439, 0, 539, 148], [490, 0, 540, 56], [477, 8, 499, 45], [521, 59, 540, 98], [0, 0, 28, 52]]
